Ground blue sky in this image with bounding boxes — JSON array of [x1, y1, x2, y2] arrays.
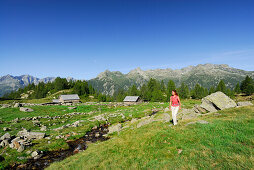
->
[[0, 0, 253, 79]]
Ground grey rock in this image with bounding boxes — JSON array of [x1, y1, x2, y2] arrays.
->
[[162, 113, 170, 122], [17, 145, 25, 152], [1, 104, 11, 108], [14, 103, 22, 108], [201, 92, 237, 112], [17, 129, 45, 139], [130, 118, 138, 124], [164, 107, 170, 112], [31, 150, 43, 159], [3, 127, 10, 131], [108, 123, 122, 134], [186, 120, 209, 126], [40, 125, 47, 131], [137, 118, 154, 128], [20, 107, 34, 112], [0, 140, 9, 147], [197, 120, 209, 124], [237, 101, 253, 107], [0, 133, 11, 140], [193, 104, 208, 114], [68, 107, 77, 110], [26, 132, 45, 139], [95, 133, 100, 137]]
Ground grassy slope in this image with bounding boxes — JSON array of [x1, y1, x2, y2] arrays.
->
[[47, 105, 254, 169], [1, 101, 187, 169]]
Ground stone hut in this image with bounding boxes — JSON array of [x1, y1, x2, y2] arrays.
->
[[58, 94, 80, 104], [123, 96, 142, 104]]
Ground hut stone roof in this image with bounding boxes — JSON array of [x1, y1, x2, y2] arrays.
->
[[59, 94, 80, 101], [123, 96, 140, 102], [52, 99, 60, 103]]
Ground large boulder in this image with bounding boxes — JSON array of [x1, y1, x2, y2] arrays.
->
[[17, 129, 45, 140], [200, 92, 237, 112]]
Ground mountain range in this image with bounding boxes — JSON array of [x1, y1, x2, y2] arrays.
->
[[1, 64, 254, 97]]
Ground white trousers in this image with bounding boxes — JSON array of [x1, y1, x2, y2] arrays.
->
[[171, 106, 179, 125]]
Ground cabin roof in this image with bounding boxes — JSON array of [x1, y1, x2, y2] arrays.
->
[[52, 99, 60, 103], [123, 96, 140, 102], [59, 94, 80, 101]]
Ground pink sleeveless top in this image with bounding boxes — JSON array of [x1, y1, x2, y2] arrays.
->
[[171, 95, 179, 106]]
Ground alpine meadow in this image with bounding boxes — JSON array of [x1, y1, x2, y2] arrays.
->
[[1, 0, 254, 170]]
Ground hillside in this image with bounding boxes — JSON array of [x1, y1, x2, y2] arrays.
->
[[47, 104, 254, 169], [0, 93, 253, 169]]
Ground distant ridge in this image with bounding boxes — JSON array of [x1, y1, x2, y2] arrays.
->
[[1, 64, 254, 97], [88, 63, 254, 95]]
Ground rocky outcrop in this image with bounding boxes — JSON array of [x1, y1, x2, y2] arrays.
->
[[237, 101, 253, 107], [108, 123, 122, 134], [197, 92, 237, 113], [20, 107, 34, 112], [17, 129, 45, 140]]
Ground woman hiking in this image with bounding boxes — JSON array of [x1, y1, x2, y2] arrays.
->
[[169, 90, 181, 125]]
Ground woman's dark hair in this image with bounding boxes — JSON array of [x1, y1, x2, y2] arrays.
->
[[172, 90, 178, 96]]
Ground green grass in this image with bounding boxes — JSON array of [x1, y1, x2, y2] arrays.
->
[[47, 105, 254, 170], [0, 102, 175, 169]]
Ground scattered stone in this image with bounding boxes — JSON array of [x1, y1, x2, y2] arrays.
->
[[137, 118, 154, 128], [0, 140, 9, 147], [20, 107, 34, 112], [95, 133, 100, 137], [237, 101, 253, 107], [32, 120, 41, 126], [0, 133, 11, 140], [186, 120, 209, 126], [1, 104, 11, 108], [17, 145, 25, 152], [31, 150, 43, 159], [17, 129, 45, 139], [3, 127, 10, 131], [17, 157, 26, 160], [108, 123, 122, 134], [130, 118, 138, 124], [197, 120, 209, 124], [164, 107, 170, 112], [177, 149, 183, 154], [68, 107, 77, 110], [40, 125, 47, 131], [161, 113, 170, 122], [26, 150, 32, 155], [14, 103, 22, 108]]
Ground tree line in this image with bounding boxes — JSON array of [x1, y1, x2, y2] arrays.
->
[[108, 75, 254, 102], [3, 77, 96, 100], [3, 76, 254, 102]]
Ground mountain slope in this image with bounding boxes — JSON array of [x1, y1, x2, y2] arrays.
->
[[0, 75, 55, 97], [88, 64, 254, 95], [1, 64, 253, 97]]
